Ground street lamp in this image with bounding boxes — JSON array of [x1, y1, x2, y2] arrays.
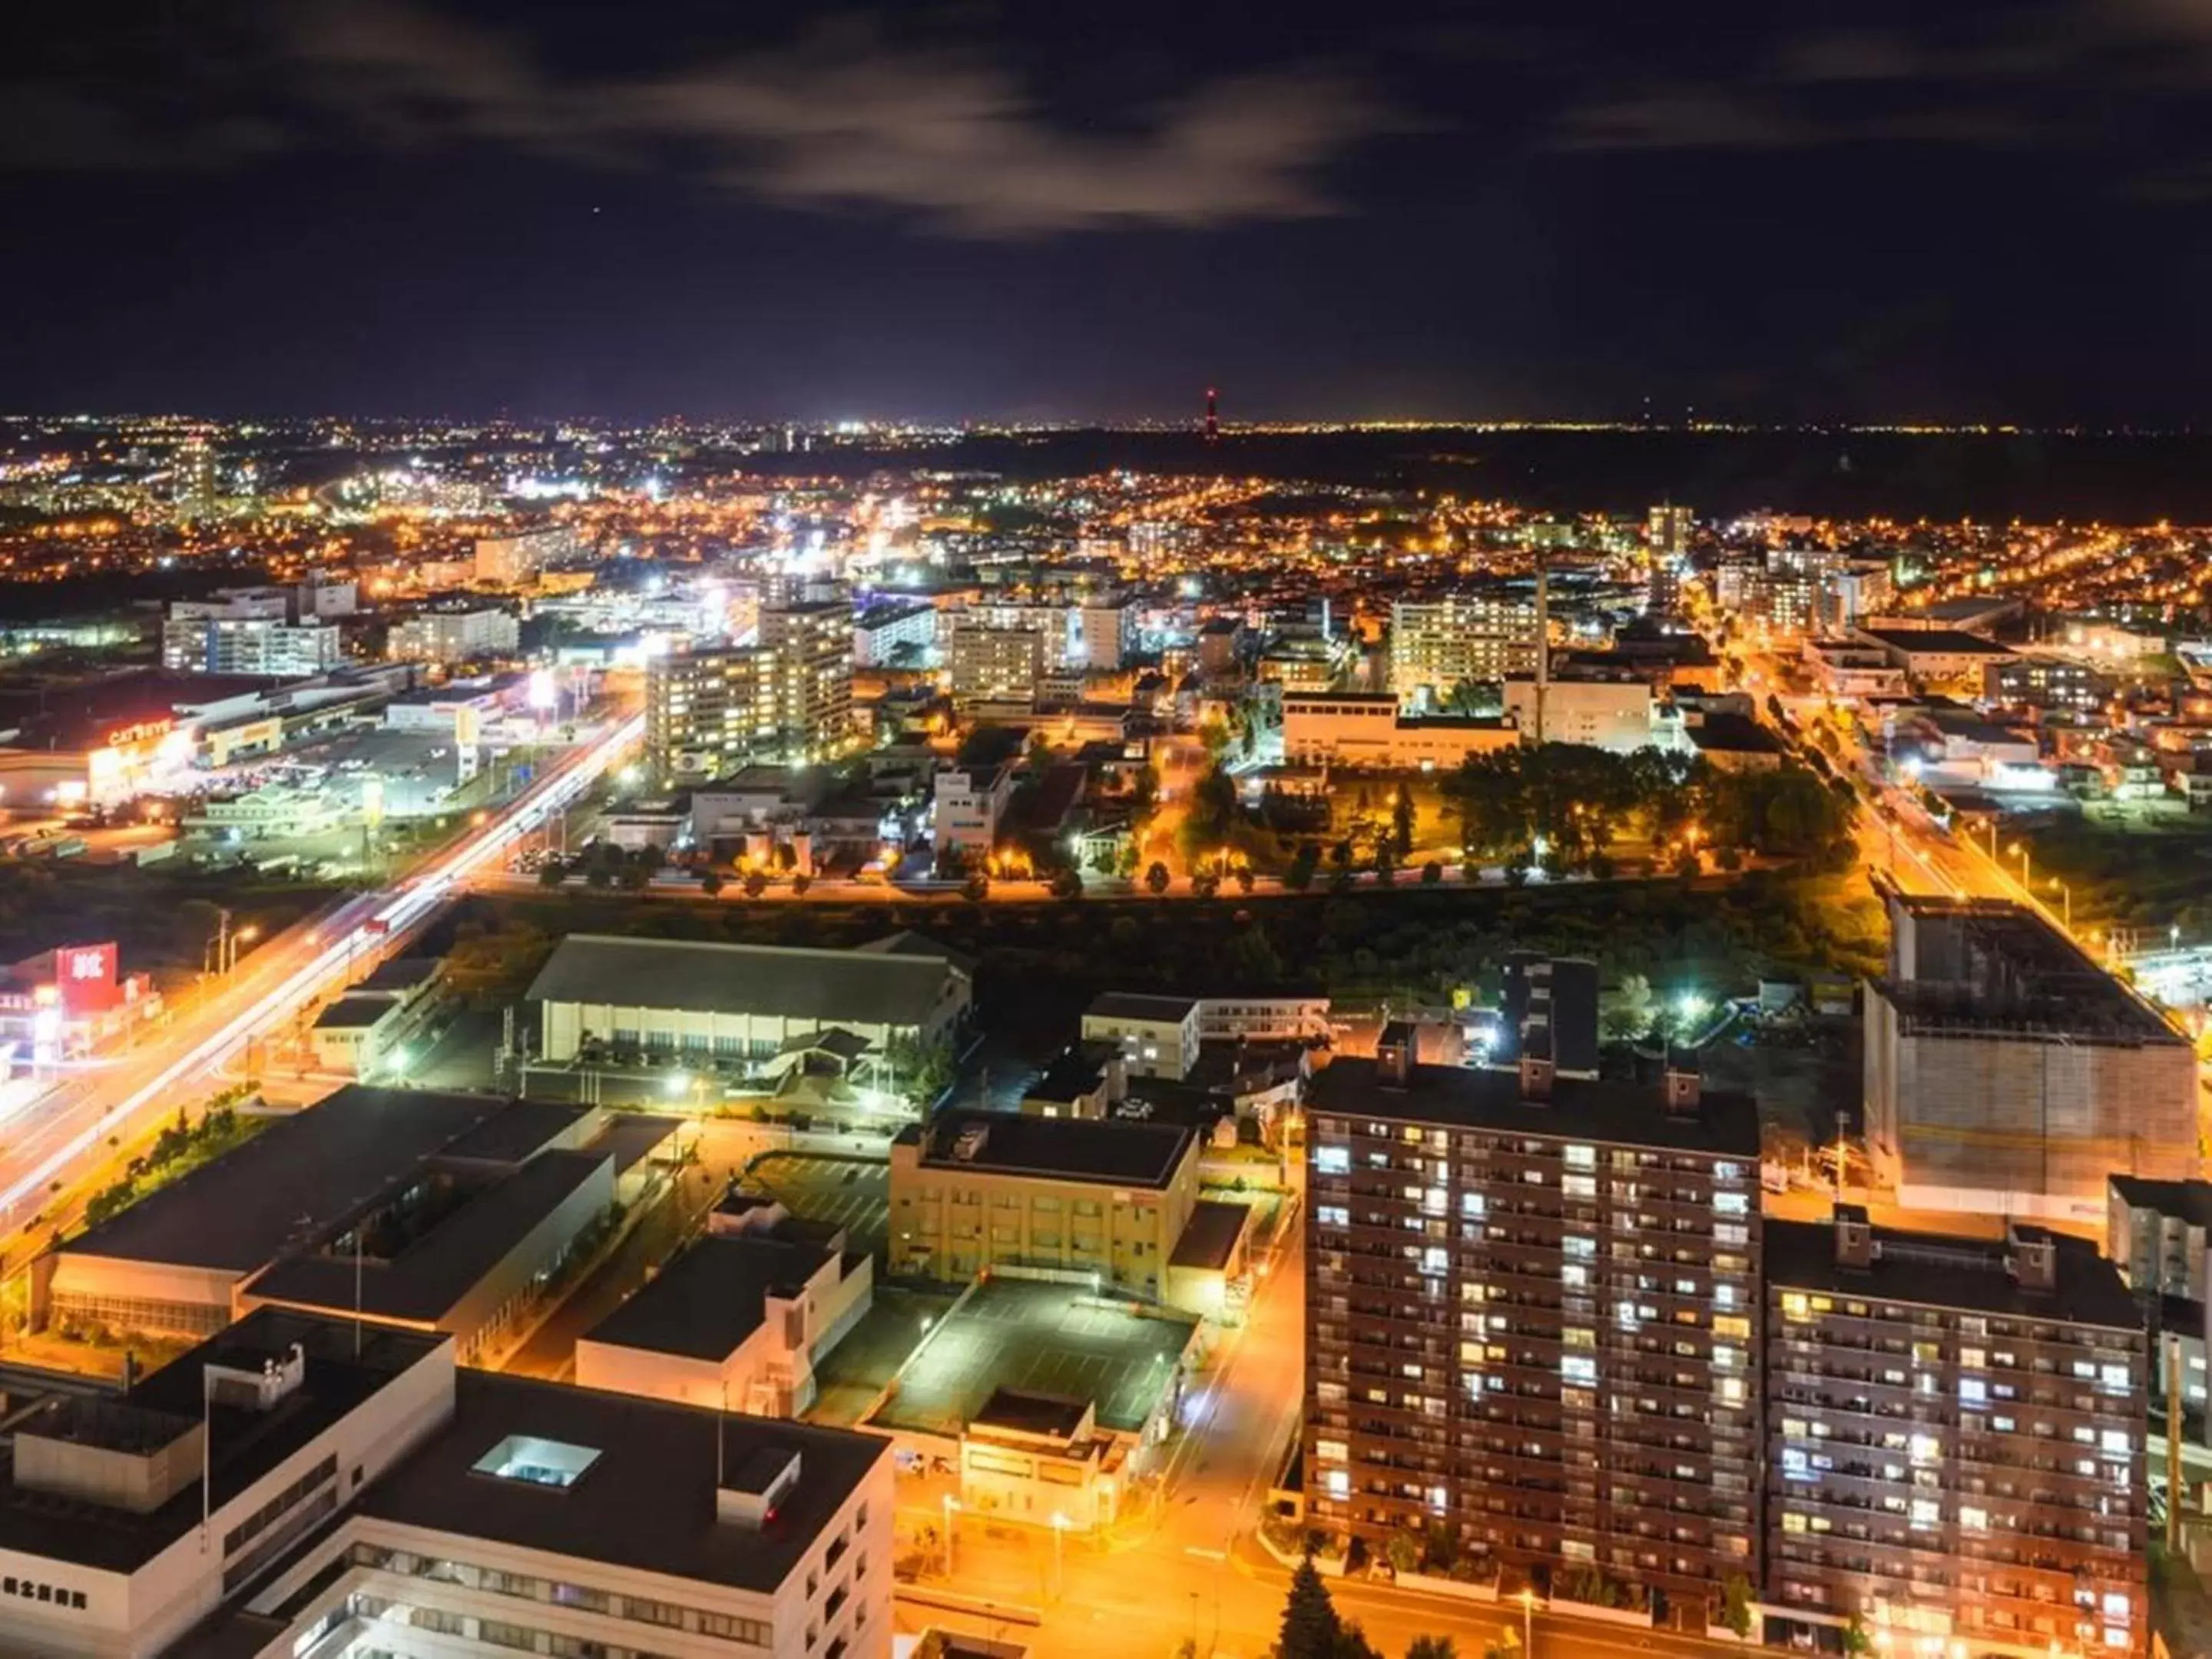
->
[[2005, 839, 2032, 898], [941, 1494, 959, 1576], [1519, 1586, 1537, 1656], [1049, 1511, 1069, 1600], [2048, 876, 2071, 931]]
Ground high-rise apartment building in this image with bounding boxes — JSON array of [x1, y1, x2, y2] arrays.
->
[[1864, 893, 2196, 1223], [1074, 597, 1137, 671], [647, 604, 852, 775], [1390, 593, 1541, 707], [1646, 505, 1691, 617], [1304, 1028, 1763, 1608], [760, 601, 854, 757], [1766, 1207, 2147, 1657]]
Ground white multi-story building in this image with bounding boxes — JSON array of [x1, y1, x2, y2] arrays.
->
[[387, 607, 520, 663], [163, 591, 344, 678], [852, 603, 937, 669], [1074, 598, 1137, 671], [1081, 992, 1201, 1080], [1502, 671, 1654, 750], [932, 762, 1014, 856], [948, 624, 1044, 707], [0, 1308, 897, 1659]]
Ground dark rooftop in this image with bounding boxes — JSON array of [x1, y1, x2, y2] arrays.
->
[[898, 1108, 1195, 1189], [1306, 1058, 1760, 1157], [1765, 1217, 2141, 1330], [246, 1151, 611, 1325], [1857, 626, 2015, 657], [1685, 711, 1786, 757], [61, 1088, 512, 1273], [435, 1099, 592, 1167], [587, 1111, 683, 1177], [2110, 1174, 2212, 1230], [582, 1233, 837, 1362], [356, 1370, 889, 1595], [356, 955, 445, 995], [1169, 1200, 1250, 1272], [313, 993, 399, 1031], [971, 1386, 1090, 1442], [528, 934, 962, 1026]]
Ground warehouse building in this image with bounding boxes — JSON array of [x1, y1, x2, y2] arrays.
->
[[34, 1090, 637, 1359], [529, 932, 972, 1066], [1864, 893, 2195, 1224]]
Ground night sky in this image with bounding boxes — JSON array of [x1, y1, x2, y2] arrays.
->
[[8, 0, 2212, 426]]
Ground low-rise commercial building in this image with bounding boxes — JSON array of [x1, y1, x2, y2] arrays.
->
[[1851, 626, 2015, 690], [1502, 669, 1655, 751], [932, 762, 1015, 857], [1767, 1207, 2147, 1658]]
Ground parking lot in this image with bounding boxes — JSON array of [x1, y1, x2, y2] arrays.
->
[[873, 1275, 1198, 1439], [744, 1151, 890, 1257]]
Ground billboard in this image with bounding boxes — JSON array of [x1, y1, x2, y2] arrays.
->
[[58, 942, 120, 1015]]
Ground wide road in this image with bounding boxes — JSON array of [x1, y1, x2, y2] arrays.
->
[[0, 712, 645, 1257]]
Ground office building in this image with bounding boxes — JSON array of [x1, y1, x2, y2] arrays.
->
[[948, 623, 1044, 707], [1767, 1208, 2147, 1657], [1390, 594, 1541, 706], [2104, 1175, 2212, 1428], [1492, 953, 1601, 1076], [1864, 894, 2196, 1223], [1304, 1029, 1763, 1607], [528, 932, 973, 1066], [888, 1108, 1217, 1308], [386, 606, 520, 663], [1984, 654, 2112, 717], [162, 591, 343, 679], [473, 524, 580, 585], [0, 1306, 897, 1659]]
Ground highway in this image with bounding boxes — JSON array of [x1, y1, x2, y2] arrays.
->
[[0, 712, 645, 1249]]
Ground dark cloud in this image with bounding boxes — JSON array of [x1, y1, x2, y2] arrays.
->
[[0, 0, 1390, 237]]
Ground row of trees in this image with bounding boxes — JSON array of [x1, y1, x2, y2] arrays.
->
[[1443, 744, 1854, 875], [1275, 1555, 1508, 1659]]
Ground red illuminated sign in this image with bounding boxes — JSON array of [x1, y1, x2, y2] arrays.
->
[[58, 942, 119, 1015]]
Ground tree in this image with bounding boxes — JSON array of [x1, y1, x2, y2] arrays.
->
[[743, 869, 770, 899], [1601, 972, 1655, 1041], [1842, 1613, 1872, 1656], [1277, 1558, 1344, 1659], [883, 1034, 956, 1104], [1373, 843, 1396, 886], [1406, 1639, 1459, 1659], [1719, 1571, 1754, 1639], [1144, 861, 1172, 896], [1392, 788, 1416, 856], [1384, 1532, 1421, 1575], [1419, 859, 1443, 886], [962, 873, 990, 902], [536, 859, 568, 888], [1283, 843, 1320, 892], [1049, 866, 1083, 900], [790, 871, 813, 896], [1232, 863, 1256, 895], [1190, 870, 1220, 899], [698, 868, 724, 898]]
